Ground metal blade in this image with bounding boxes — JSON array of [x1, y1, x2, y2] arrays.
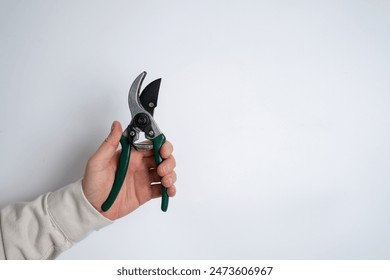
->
[[140, 78, 161, 116], [128, 71, 147, 118], [127, 72, 163, 138]]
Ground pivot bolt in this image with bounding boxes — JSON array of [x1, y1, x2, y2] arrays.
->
[[135, 113, 150, 127], [137, 116, 147, 125]]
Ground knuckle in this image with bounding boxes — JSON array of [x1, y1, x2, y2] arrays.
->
[[162, 172, 177, 186], [162, 176, 171, 186], [157, 157, 176, 177], [157, 164, 166, 177]]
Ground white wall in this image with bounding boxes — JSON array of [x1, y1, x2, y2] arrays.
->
[[1, 0, 389, 259]]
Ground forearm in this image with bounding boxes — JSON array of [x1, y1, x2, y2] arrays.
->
[[0, 180, 112, 260]]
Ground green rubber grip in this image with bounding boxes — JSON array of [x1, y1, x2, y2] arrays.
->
[[101, 135, 130, 212], [152, 133, 169, 212]]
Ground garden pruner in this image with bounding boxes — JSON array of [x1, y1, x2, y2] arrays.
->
[[101, 72, 169, 212]]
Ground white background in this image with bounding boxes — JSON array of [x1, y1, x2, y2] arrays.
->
[[0, 0, 389, 259]]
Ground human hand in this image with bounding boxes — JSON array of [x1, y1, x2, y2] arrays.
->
[[82, 121, 177, 220]]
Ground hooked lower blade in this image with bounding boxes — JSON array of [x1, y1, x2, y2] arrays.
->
[[140, 78, 161, 116]]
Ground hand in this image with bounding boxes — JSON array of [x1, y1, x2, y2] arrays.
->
[[82, 121, 177, 220]]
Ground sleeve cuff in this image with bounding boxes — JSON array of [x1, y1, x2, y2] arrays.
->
[[47, 180, 113, 243]]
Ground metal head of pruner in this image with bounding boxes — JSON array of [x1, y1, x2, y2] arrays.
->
[[101, 71, 169, 213], [124, 71, 163, 150]]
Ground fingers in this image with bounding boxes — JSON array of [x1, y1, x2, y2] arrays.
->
[[160, 141, 174, 159], [148, 169, 177, 188], [148, 167, 177, 198], [157, 154, 176, 177], [148, 168, 162, 182], [157, 158, 177, 198], [139, 140, 178, 200], [155, 141, 176, 197], [93, 121, 123, 164], [167, 185, 177, 197], [161, 171, 177, 188], [140, 140, 175, 173], [139, 141, 174, 159], [149, 184, 177, 199]]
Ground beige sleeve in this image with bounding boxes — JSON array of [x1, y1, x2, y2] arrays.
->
[[0, 180, 112, 259]]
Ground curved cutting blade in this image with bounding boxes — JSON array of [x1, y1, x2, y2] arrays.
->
[[140, 78, 161, 116]]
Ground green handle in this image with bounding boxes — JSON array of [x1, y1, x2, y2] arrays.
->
[[152, 133, 169, 212], [101, 135, 131, 212]]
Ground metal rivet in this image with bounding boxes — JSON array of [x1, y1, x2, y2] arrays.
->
[[137, 116, 147, 125], [148, 130, 154, 136], [129, 131, 136, 136], [149, 102, 155, 108]]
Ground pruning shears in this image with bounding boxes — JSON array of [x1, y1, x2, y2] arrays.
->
[[101, 71, 169, 212]]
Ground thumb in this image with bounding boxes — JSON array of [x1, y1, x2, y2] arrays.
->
[[94, 121, 123, 162]]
